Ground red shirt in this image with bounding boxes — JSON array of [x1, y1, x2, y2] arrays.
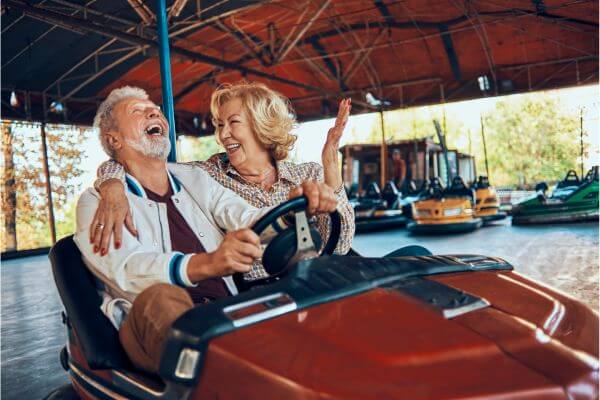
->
[[144, 185, 229, 303]]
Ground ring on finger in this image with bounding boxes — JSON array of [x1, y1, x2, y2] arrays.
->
[[96, 223, 105, 230]]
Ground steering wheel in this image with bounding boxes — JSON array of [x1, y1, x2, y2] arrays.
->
[[233, 196, 342, 291]]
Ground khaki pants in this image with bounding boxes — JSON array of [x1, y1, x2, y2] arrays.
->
[[119, 283, 194, 374]]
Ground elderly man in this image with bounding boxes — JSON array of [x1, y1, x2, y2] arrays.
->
[[74, 86, 337, 374]]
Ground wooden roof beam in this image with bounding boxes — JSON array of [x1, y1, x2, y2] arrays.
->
[[5, 0, 340, 97]]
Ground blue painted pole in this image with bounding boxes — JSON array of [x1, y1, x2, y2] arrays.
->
[[156, 0, 177, 162]]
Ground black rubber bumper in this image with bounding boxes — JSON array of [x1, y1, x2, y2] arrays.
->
[[407, 218, 483, 234], [355, 215, 408, 233], [512, 212, 599, 225], [481, 212, 507, 223]]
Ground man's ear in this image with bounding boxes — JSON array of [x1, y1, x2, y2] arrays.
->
[[105, 130, 122, 153]]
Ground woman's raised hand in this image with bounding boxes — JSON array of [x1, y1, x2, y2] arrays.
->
[[322, 98, 352, 189]]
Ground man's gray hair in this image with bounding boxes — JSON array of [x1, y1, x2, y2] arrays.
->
[[93, 86, 149, 157]]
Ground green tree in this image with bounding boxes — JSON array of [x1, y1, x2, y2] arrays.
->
[[483, 96, 581, 188], [362, 106, 468, 150], [177, 134, 223, 162], [357, 93, 585, 188], [0, 121, 93, 251], [1, 124, 17, 251]]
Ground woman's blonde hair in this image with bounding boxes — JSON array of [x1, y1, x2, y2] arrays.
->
[[210, 81, 297, 160]]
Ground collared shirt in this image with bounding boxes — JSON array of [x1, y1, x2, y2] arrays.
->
[[96, 154, 355, 279]]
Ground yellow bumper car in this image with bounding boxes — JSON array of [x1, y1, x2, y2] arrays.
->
[[407, 177, 483, 234], [472, 176, 507, 223]]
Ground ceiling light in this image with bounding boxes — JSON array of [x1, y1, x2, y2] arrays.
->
[[478, 76, 491, 92], [10, 91, 19, 107], [49, 101, 64, 114], [365, 92, 391, 107]]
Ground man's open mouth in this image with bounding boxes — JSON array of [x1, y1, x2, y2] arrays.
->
[[145, 124, 164, 136]]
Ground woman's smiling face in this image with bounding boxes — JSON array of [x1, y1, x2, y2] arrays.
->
[[216, 97, 268, 169]]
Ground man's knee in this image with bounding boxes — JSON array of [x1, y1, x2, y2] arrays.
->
[[134, 283, 192, 311], [130, 283, 194, 329]]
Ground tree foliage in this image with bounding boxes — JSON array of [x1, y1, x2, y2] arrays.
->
[[360, 93, 585, 188], [483, 96, 581, 187], [177, 134, 223, 162], [1, 121, 93, 251]]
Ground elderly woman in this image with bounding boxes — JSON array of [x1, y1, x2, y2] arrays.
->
[[91, 81, 354, 280]]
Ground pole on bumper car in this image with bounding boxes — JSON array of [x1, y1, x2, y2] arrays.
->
[[379, 107, 387, 188], [156, 0, 177, 162], [433, 119, 451, 187], [580, 107, 584, 178], [480, 115, 490, 179]]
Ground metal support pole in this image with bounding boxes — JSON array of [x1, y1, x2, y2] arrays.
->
[[480, 115, 490, 178], [379, 108, 387, 188], [442, 108, 447, 136], [580, 107, 584, 178], [40, 123, 57, 244], [156, 0, 177, 162], [412, 118, 419, 180], [468, 129, 472, 156], [424, 147, 429, 182], [433, 120, 451, 187]]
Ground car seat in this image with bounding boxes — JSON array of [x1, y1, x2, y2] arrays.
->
[[556, 170, 580, 189], [364, 181, 382, 200], [471, 176, 490, 190], [382, 181, 401, 209], [50, 235, 131, 370], [445, 176, 475, 200]]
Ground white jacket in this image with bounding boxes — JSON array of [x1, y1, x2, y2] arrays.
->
[[74, 163, 271, 328]]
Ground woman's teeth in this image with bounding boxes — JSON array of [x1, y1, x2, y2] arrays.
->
[[226, 144, 241, 152]]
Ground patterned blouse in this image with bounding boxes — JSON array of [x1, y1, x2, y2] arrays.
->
[[96, 153, 355, 280]]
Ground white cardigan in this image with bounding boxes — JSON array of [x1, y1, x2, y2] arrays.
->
[[74, 162, 271, 328]]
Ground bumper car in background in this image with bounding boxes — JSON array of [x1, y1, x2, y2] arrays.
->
[[471, 176, 507, 224], [512, 167, 599, 225], [352, 182, 407, 233], [407, 177, 483, 234]]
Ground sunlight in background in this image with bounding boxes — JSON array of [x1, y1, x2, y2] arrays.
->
[[291, 85, 599, 168], [5, 84, 597, 192], [2, 84, 597, 251]]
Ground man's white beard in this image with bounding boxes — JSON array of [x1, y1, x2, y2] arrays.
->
[[126, 134, 171, 160]]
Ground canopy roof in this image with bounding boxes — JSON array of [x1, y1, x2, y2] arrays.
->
[[2, 0, 598, 135]]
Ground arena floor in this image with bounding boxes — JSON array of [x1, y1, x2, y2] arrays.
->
[[1, 220, 598, 399]]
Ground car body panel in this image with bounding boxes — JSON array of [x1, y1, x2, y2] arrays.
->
[[474, 187, 507, 223], [408, 197, 483, 234], [411, 197, 475, 225], [191, 271, 598, 400]]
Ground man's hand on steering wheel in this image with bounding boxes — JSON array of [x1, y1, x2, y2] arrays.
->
[[288, 180, 338, 215], [187, 229, 262, 282]]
